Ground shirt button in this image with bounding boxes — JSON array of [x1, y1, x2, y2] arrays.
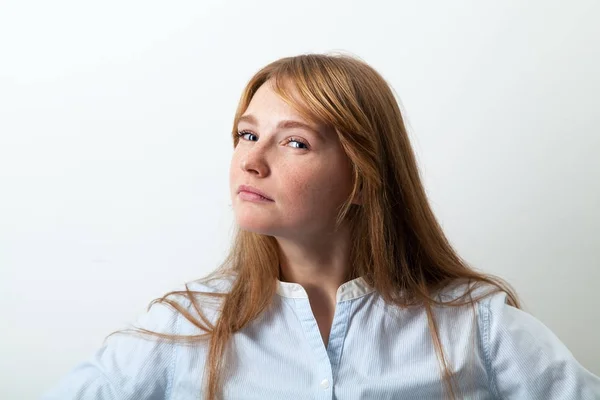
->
[[320, 379, 330, 389]]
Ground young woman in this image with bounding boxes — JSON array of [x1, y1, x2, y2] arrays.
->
[[42, 53, 600, 399]]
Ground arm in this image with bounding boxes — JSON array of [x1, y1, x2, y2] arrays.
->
[[478, 292, 600, 399], [40, 298, 183, 400]]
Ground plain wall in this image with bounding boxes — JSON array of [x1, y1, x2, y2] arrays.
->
[[1, 0, 598, 398]]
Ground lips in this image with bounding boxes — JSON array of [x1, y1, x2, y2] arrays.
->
[[237, 184, 273, 201]]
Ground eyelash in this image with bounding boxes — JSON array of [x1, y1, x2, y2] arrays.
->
[[236, 130, 309, 150]]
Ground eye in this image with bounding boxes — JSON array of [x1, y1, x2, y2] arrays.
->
[[285, 137, 309, 149], [237, 130, 258, 141], [237, 130, 309, 150]]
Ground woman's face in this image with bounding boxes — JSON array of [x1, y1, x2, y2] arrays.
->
[[229, 80, 357, 240]]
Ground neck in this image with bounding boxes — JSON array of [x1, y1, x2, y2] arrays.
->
[[276, 222, 355, 302]]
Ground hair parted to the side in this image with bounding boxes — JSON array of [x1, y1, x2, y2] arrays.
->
[[116, 52, 520, 400]]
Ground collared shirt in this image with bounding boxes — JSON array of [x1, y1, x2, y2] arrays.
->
[[41, 275, 600, 399]]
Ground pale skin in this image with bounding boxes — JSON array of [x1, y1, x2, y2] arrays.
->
[[229, 80, 361, 347]]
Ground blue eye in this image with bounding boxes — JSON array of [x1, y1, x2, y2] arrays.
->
[[237, 130, 258, 141], [236, 130, 309, 150], [285, 137, 309, 149]]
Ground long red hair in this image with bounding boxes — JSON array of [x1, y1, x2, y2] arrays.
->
[[120, 53, 519, 399]]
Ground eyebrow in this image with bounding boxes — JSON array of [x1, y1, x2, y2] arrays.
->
[[237, 114, 325, 140]]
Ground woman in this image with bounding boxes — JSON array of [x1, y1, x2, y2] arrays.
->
[[42, 53, 600, 399]]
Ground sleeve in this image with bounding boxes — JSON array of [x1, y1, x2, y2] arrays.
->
[[478, 291, 600, 399], [39, 298, 184, 400]]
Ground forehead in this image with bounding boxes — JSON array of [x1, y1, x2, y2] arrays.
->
[[238, 79, 338, 143], [244, 81, 301, 116], [241, 80, 331, 132]]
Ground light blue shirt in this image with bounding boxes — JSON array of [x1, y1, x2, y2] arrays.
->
[[42, 276, 600, 399]]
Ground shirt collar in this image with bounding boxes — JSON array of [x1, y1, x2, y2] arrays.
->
[[276, 276, 375, 302]]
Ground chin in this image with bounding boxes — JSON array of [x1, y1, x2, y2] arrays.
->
[[237, 224, 278, 237], [234, 215, 278, 236]]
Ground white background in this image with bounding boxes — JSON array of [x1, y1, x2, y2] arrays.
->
[[1, 0, 599, 398]]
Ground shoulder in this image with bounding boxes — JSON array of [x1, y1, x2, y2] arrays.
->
[[142, 271, 237, 335], [433, 280, 555, 350], [41, 272, 238, 400], [184, 271, 237, 295], [465, 283, 600, 398], [435, 279, 504, 304], [434, 280, 575, 362]]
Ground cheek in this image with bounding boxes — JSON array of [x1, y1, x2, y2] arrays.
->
[[280, 163, 351, 211], [229, 152, 242, 198], [229, 155, 237, 180]]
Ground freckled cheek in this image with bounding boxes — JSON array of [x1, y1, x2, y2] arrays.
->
[[229, 156, 239, 188], [282, 172, 337, 207], [230, 147, 247, 174], [273, 164, 312, 203]]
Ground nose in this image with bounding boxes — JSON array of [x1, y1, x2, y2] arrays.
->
[[241, 149, 270, 177]]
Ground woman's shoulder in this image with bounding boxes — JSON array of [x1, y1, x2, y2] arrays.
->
[[432, 279, 573, 351], [184, 271, 238, 295], [143, 271, 238, 334], [431, 280, 515, 337], [435, 279, 509, 306], [431, 280, 600, 397], [39, 273, 239, 399], [450, 282, 600, 397]]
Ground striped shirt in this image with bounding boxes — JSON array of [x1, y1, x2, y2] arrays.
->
[[42, 275, 600, 399]]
